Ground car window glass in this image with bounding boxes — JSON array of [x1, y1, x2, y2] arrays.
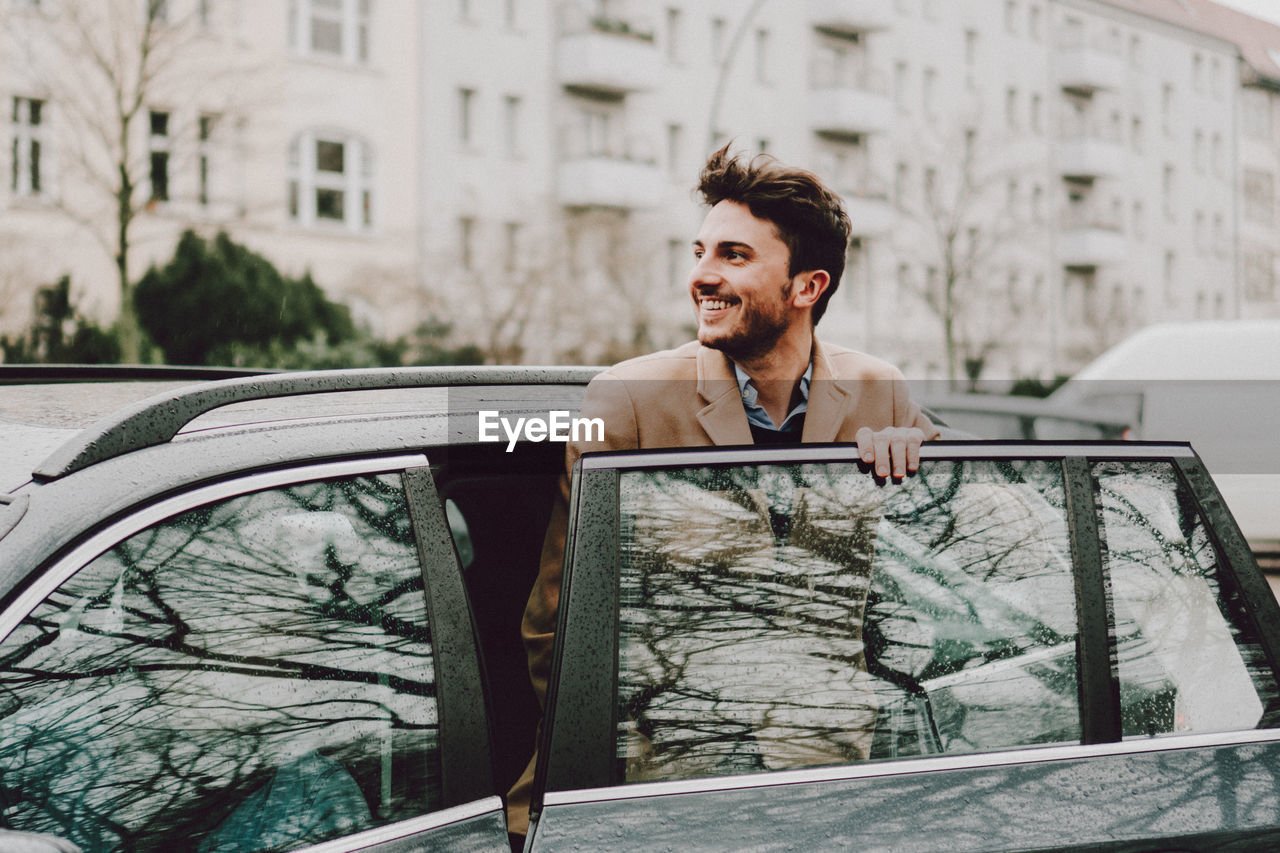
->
[[615, 460, 1080, 784], [0, 473, 440, 853], [1093, 460, 1280, 737]]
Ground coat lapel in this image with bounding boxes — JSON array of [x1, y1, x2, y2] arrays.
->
[[695, 346, 754, 445], [801, 339, 855, 443]]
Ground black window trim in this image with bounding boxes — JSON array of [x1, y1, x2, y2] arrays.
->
[[404, 466, 495, 806], [538, 440, 1280, 799]]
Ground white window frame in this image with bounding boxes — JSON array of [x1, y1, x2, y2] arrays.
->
[[288, 0, 371, 65], [288, 130, 374, 231], [11, 95, 46, 199]]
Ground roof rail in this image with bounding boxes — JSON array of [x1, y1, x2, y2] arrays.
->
[[33, 365, 600, 482], [0, 364, 280, 383]]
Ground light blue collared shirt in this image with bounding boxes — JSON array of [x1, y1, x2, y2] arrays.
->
[[733, 362, 812, 433]]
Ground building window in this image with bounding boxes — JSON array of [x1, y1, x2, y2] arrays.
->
[[1005, 87, 1017, 129], [1243, 87, 1272, 140], [503, 94, 521, 158], [458, 217, 475, 269], [1132, 200, 1145, 241], [667, 237, 684, 290], [11, 96, 44, 198], [148, 0, 170, 23], [1028, 3, 1041, 39], [666, 122, 682, 180], [1192, 53, 1203, 93], [1193, 129, 1204, 172], [710, 17, 726, 63], [288, 0, 371, 64], [288, 132, 373, 229], [1163, 250, 1176, 304], [149, 109, 170, 203], [923, 67, 937, 119], [1245, 247, 1276, 301], [504, 0, 517, 28], [503, 221, 521, 272], [1161, 83, 1174, 136], [198, 113, 216, 207], [1130, 115, 1143, 153], [1004, 0, 1017, 34], [664, 7, 680, 63], [895, 161, 909, 207], [894, 61, 909, 112], [1162, 163, 1175, 222], [754, 28, 769, 84], [1211, 132, 1223, 178], [458, 87, 475, 146], [1129, 35, 1141, 68], [1030, 93, 1042, 132], [1244, 169, 1275, 225]]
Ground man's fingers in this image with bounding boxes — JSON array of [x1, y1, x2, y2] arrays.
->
[[856, 427, 874, 463], [906, 429, 923, 473], [890, 431, 908, 478], [874, 430, 891, 477], [857, 427, 925, 479]]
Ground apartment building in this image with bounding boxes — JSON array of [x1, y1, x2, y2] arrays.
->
[[1, 0, 1277, 377]]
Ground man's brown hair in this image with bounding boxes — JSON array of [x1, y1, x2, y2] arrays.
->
[[696, 143, 852, 324]]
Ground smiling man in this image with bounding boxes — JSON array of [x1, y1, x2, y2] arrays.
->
[[506, 145, 938, 839]]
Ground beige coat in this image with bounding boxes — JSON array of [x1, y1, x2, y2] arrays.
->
[[508, 339, 937, 833]]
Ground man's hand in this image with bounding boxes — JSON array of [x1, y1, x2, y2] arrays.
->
[[855, 426, 925, 479]]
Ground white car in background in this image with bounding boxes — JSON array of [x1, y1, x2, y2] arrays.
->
[[1046, 320, 1280, 584]]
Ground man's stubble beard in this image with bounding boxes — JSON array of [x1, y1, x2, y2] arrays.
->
[[698, 280, 793, 363]]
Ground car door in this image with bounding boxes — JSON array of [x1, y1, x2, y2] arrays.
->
[[530, 443, 1280, 851], [0, 456, 507, 853]]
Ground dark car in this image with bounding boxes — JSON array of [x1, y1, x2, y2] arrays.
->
[[1, 368, 1278, 853]]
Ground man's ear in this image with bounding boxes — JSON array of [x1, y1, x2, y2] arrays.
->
[[790, 270, 830, 310]]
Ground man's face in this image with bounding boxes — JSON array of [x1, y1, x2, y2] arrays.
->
[[689, 200, 797, 362]]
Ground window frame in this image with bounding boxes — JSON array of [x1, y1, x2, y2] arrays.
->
[[288, 0, 372, 65], [0, 454, 496, 846], [537, 442, 1280, 804], [288, 130, 375, 230], [11, 95, 46, 199]]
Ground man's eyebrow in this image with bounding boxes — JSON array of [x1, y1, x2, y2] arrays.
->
[[691, 239, 754, 253]]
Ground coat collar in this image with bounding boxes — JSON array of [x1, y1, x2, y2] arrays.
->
[[694, 339, 853, 445]]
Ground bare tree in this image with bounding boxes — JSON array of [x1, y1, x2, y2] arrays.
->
[[2, 1, 248, 362], [894, 126, 1043, 388]]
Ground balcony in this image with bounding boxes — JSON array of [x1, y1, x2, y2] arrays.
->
[[558, 155, 662, 209], [1059, 215, 1127, 269], [1056, 45, 1125, 93], [840, 192, 894, 237], [809, 0, 893, 35], [810, 85, 893, 137], [1057, 137, 1126, 180], [557, 23, 660, 95]]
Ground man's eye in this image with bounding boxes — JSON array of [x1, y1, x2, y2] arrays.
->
[[727, 251, 745, 261]]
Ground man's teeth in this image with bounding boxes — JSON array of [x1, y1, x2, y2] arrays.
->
[[702, 299, 730, 310]]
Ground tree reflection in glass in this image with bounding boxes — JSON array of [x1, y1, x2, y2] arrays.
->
[[617, 460, 1081, 784], [0, 474, 439, 853]]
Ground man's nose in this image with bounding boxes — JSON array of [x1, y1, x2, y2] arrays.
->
[[689, 256, 722, 287]]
